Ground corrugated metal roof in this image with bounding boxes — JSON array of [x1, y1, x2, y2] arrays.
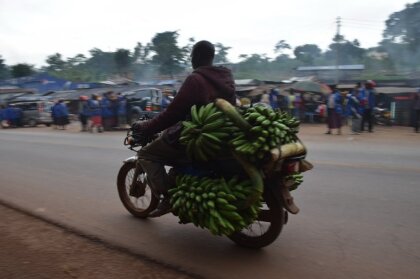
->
[[375, 87, 418, 94], [297, 65, 365, 71], [235, 79, 261, 86]]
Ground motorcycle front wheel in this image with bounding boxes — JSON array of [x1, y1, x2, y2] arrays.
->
[[117, 162, 159, 218], [228, 193, 285, 249]]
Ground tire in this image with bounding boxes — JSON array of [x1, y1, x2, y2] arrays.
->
[[117, 162, 159, 218], [228, 193, 284, 249], [28, 119, 37, 127]]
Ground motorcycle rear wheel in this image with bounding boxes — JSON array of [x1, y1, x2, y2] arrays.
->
[[117, 162, 159, 218], [228, 194, 284, 249]]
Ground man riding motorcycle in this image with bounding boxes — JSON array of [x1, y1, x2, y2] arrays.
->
[[133, 40, 236, 217]]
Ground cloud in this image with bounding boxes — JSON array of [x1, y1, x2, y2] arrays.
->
[[0, 0, 416, 66]]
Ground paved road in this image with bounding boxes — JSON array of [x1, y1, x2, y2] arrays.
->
[[0, 126, 419, 279]]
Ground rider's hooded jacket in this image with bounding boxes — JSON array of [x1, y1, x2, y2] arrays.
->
[[139, 65, 236, 145]]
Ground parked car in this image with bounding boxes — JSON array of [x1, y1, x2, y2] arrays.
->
[[122, 88, 164, 124], [7, 97, 53, 127]]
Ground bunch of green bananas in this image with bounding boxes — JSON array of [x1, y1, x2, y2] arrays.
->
[[168, 175, 262, 236], [284, 172, 304, 191], [179, 103, 239, 161], [276, 110, 300, 136], [230, 105, 300, 163]]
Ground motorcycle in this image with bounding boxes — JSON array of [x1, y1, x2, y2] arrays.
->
[[117, 124, 313, 249], [374, 106, 393, 126]]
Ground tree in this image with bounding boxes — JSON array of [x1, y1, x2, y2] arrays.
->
[[325, 37, 365, 64], [382, 2, 420, 53], [235, 53, 272, 79], [0, 55, 10, 80], [84, 48, 116, 80], [114, 48, 132, 77], [133, 42, 152, 64], [274, 40, 291, 55], [45, 53, 66, 72], [293, 44, 321, 65], [67, 54, 87, 67], [214, 43, 231, 64], [380, 2, 420, 72], [149, 31, 185, 77], [180, 37, 195, 66], [11, 63, 34, 78]]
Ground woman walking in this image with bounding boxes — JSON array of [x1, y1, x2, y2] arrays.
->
[[325, 85, 343, 135]]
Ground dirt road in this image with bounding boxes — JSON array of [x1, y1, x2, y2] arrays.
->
[[0, 203, 194, 279]]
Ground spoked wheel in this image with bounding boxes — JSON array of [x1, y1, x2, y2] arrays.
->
[[117, 162, 159, 218], [228, 194, 284, 249]]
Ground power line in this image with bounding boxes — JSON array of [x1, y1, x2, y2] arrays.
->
[[341, 17, 384, 24]]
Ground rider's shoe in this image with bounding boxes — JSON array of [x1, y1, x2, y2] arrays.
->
[[148, 197, 172, 218]]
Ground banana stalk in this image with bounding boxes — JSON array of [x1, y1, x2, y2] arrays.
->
[[215, 98, 252, 131], [232, 152, 264, 209]]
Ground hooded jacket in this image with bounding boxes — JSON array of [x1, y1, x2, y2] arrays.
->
[[140, 66, 236, 143]]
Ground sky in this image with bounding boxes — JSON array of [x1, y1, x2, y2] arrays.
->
[[0, 0, 417, 67]]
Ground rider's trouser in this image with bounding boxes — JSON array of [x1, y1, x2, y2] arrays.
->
[[137, 135, 187, 197]]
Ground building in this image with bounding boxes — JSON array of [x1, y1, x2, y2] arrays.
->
[[296, 65, 365, 82]]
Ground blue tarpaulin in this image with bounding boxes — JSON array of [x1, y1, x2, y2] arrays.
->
[[0, 73, 104, 94]]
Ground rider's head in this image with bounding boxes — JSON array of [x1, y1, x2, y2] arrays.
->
[[191, 40, 215, 69]]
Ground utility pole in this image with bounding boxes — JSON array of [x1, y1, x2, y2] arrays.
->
[[335, 16, 341, 84]]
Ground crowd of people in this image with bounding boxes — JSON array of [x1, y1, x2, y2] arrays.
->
[[324, 81, 377, 135], [236, 80, 399, 135], [78, 91, 128, 133], [2, 81, 420, 134]]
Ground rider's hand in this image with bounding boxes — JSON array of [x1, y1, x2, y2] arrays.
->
[[132, 120, 147, 132]]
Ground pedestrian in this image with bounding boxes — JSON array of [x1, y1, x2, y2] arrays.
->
[[51, 100, 59, 129], [325, 85, 343, 135], [346, 86, 362, 134], [256, 93, 272, 108], [55, 99, 69, 130], [240, 97, 251, 108], [413, 90, 420, 133], [278, 93, 289, 113], [0, 105, 3, 128], [360, 80, 376, 132], [110, 92, 119, 129], [269, 88, 279, 109], [161, 90, 172, 110], [4, 105, 14, 127], [88, 94, 103, 133], [288, 90, 296, 117], [101, 92, 113, 131], [78, 96, 90, 131], [117, 93, 127, 128]]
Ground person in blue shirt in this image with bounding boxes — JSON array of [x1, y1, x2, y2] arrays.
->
[[51, 101, 59, 129], [0, 105, 9, 128], [269, 88, 279, 109], [117, 93, 127, 127], [88, 94, 103, 133], [161, 91, 172, 110], [55, 99, 69, 130], [78, 96, 90, 131], [360, 80, 376, 132], [101, 92, 114, 131], [346, 86, 363, 134]]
